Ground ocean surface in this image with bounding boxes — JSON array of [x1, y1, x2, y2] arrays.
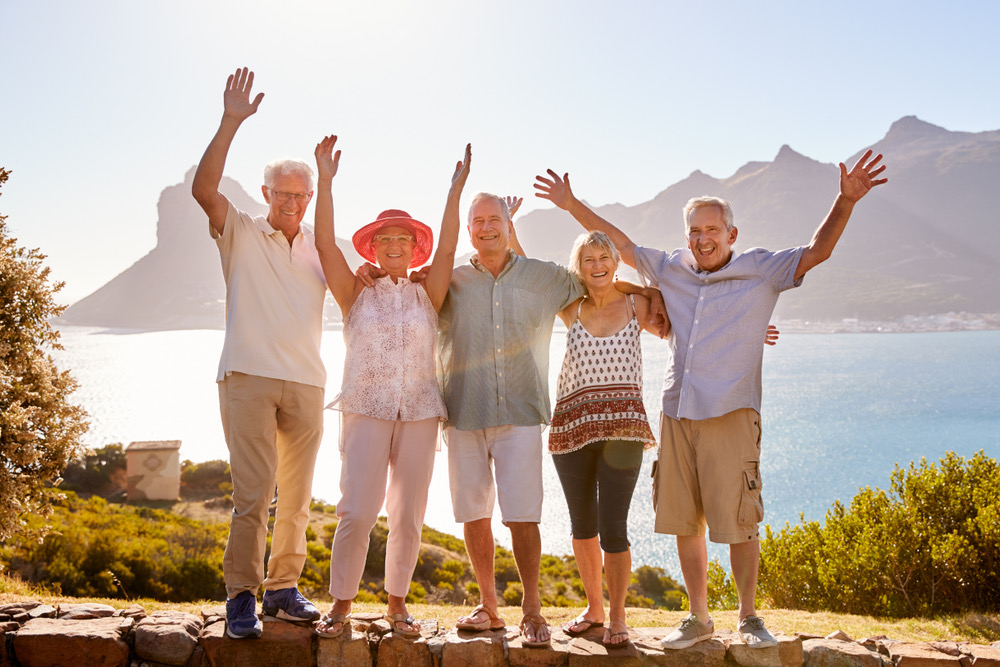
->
[[51, 326, 1000, 578]]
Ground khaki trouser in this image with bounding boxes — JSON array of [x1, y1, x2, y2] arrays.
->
[[218, 372, 324, 598], [329, 413, 438, 600]]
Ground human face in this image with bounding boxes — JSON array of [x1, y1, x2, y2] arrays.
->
[[578, 244, 618, 292], [372, 225, 414, 277], [261, 173, 313, 230], [467, 198, 510, 255], [686, 205, 737, 273]]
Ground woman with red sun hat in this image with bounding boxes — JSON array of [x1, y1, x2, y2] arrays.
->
[[312, 136, 471, 639]]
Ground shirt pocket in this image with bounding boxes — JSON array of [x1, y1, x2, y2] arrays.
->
[[737, 459, 764, 525]]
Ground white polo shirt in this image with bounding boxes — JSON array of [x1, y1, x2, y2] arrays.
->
[[213, 202, 327, 388]]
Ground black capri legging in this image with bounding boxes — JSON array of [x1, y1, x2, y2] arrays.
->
[[551, 439, 644, 553]]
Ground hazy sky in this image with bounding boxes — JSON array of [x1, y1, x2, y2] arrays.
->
[[3, 1, 998, 302]]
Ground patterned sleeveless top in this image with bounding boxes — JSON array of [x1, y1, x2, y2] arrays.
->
[[548, 296, 656, 454]]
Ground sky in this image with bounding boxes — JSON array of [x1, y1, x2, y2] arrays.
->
[[3, 0, 999, 303]]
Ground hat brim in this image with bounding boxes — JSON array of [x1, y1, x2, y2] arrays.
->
[[352, 214, 434, 269]]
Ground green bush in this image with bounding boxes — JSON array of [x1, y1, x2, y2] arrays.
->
[[706, 560, 739, 610], [759, 450, 1000, 617], [503, 581, 524, 606]]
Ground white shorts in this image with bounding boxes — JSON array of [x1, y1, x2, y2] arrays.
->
[[445, 425, 544, 524]]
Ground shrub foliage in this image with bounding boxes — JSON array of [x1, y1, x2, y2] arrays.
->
[[759, 450, 1000, 617]]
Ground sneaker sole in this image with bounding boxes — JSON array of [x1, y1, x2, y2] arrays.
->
[[226, 624, 262, 639], [660, 633, 714, 650], [264, 607, 320, 622], [744, 638, 778, 648]]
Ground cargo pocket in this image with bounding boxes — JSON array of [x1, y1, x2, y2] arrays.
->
[[651, 459, 660, 510], [737, 461, 764, 525]]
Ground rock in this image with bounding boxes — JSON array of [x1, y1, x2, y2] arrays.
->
[[0, 601, 43, 614], [27, 605, 57, 620], [727, 633, 804, 667], [958, 645, 1000, 667], [828, 631, 855, 642], [199, 615, 314, 667], [439, 628, 506, 667], [508, 625, 569, 666], [11, 613, 29, 625], [889, 643, 965, 667], [633, 628, 727, 667], [185, 645, 205, 667], [0, 622, 20, 633], [58, 602, 118, 620], [803, 638, 882, 667], [119, 605, 148, 621], [378, 632, 436, 667], [13, 617, 131, 667], [199, 606, 225, 625], [315, 627, 372, 667], [134, 611, 202, 666]]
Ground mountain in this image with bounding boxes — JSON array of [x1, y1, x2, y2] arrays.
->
[[516, 116, 1000, 320], [61, 117, 1000, 329]]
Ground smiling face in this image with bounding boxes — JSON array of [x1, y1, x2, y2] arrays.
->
[[467, 197, 510, 255], [686, 205, 737, 272], [372, 225, 415, 277], [578, 243, 618, 292], [261, 173, 313, 232]]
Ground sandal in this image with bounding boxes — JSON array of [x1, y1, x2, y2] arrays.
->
[[562, 614, 604, 637], [603, 630, 630, 647], [519, 612, 551, 648], [384, 612, 421, 638], [456, 604, 504, 631], [315, 612, 350, 638]]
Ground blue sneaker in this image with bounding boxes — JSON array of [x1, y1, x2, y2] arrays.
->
[[262, 587, 321, 622], [226, 591, 263, 639]]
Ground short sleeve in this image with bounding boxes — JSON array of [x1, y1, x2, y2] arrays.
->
[[752, 246, 805, 292], [633, 245, 670, 288]]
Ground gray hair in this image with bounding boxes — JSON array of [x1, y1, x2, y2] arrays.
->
[[568, 231, 620, 285], [682, 196, 735, 231], [263, 159, 315, 192], [467, 192, 510, 224]]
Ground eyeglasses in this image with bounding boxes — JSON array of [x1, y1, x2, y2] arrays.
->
[[269, 189, 312, 203], [373, 234, 415, 246]]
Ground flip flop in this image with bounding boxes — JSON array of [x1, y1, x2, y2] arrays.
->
[[456, 604, 504, 631], [562, 614, 604, 637], [603, 630, 630, 647], [315, 612, 349, 638], [520, 612, 551, 648], [384, 612, 421, 638]]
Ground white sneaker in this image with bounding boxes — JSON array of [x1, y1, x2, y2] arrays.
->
[[738, 615, 777, 648], [660, 614, 714, 649]]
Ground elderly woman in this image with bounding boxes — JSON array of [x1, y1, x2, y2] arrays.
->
[[311, 136, 470, 638]]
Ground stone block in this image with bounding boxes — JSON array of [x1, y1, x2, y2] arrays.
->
[[508, 625, 569, 666], [804, 638, 883, 667], [440, 628, 506, 667], [185, 646, 205, 667], [377, 632, 436, 667], [0, 601, 43, 614], [27, 605, 56, 620], [828, 632, 855, 642], [119, 605, 148, 621], [961, 645, 1000, 667], [566, 632, 642, 666], [199, 615, 314, 667], [634, 628, 728, 667], [13, 617, 131, 667], [58, 603, 118, 620], [135, 611, 202, 666], [316, 628, 373, 667], [889, 644, 964, 667], [727, 634, 804, 667]]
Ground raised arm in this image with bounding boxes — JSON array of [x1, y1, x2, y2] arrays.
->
[[423, 144, 472, 312], [505, 196, 526, 256], [313, 135, 361, 315], [192, 67, 264, 236], [534, 170, 639, 268], [796, 150, 887, 281]]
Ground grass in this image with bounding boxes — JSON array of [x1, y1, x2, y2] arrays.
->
[[2, 573, 997, 644]]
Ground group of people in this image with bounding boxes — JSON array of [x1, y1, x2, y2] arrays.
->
[[192, 67, 887, 649]]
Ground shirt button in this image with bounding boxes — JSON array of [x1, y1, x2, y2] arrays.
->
[[689, 344, 693, 349], [495, 302, 499, 306], [496, 325, 500, 329], [694, 319, 699, 324], [685, 368, 690, 373], [699, 296, 704, 300], [497, 348, 502, 353]]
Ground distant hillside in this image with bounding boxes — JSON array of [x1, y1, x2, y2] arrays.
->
[[60, 117, 1000, 328]]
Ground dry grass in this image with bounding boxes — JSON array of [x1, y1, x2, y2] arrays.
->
[[2, 573, 997, 644]]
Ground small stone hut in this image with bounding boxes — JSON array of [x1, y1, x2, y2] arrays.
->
[[125, 440, 182, 502]]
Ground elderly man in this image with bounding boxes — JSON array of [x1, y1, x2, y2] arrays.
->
[[192, 67, 325, 639], [534, 150, 886, 649]]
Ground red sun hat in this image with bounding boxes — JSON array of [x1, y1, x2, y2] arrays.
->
[[351, 209, 434, 269]]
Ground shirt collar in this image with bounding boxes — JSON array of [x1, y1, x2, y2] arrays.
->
[[470, 249, 518, 277]]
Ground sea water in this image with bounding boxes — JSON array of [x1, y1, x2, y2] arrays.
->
[[50, 326, 1000, 577]]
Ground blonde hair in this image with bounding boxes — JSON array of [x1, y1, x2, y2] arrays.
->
[[568, 231, 620, 285]]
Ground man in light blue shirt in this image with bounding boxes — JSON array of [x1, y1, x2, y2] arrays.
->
[[534, 150, 887, 649]]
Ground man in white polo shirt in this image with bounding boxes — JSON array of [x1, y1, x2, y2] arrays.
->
[[192, 67, 326, 639], [535, 150, 887, 650]]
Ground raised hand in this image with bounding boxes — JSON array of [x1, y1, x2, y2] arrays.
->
[[314, 134, 342, 181], [223, 67, 264, 122], [840, 150, 888, 203], [534, 169, 575, 210], [504, 196, 523, 219], [451, 143, 472, 190]]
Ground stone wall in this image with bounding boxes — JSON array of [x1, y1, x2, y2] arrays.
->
[[2, 600, 999, 667]]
